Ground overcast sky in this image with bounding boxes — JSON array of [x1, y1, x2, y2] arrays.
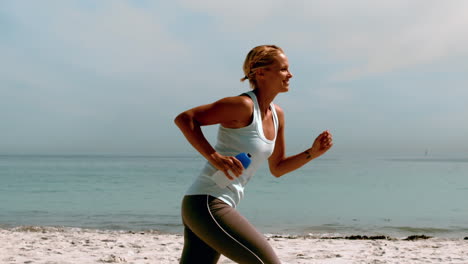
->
[[1, 0, 467, 157]]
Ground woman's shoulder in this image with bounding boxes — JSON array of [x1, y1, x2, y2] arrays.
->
[[272, 103, 284, 116], [271, 104, 284, 127], [272, 103, 283, 112], [216, 94, 254, 110], [212, 94, 254, 128]]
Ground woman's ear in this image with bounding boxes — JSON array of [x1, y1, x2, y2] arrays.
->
[[255, 68, 265, 80]]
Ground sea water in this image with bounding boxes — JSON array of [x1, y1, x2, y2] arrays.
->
[[1, 154, 467, 238]]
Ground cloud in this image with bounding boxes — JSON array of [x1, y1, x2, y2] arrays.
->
[[1, 1, 467, 155], [0, 1, 195, 154], [176, 0, 286, 31], [323, 1, 468, 81], [175, 0, 468, 81], [1, 1, 195, 114], [1, 1, 190, 79]]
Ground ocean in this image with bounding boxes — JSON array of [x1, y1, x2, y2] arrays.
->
[[1, 154, 467, 238]]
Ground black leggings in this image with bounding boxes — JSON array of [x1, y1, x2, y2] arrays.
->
[[180, 195, 280, 264]]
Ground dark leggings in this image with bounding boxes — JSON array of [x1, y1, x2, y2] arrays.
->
[[180, 195, 280, 264]]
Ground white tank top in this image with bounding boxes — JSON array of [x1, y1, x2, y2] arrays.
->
[[185, 91, 278, 207]]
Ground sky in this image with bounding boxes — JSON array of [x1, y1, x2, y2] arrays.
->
[[1, 0, 467, 157]]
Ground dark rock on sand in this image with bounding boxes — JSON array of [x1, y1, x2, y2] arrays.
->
[[346, 235, 389, 240], [403, 235, 432, 241], [323, 235, 390, 240]]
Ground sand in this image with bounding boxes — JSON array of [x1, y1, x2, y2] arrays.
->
[[1, 226, 467, 264]]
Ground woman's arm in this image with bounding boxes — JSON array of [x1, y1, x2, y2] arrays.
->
[[268, 105, 333, 177], [174, 96, 253, 178]]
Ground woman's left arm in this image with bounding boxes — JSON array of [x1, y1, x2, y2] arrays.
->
[[268, 105, 333, 177]]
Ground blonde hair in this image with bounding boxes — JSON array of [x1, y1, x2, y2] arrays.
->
[[240, 45, 284, 89]]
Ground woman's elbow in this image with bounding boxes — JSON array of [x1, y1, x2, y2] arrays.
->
[[270, 166, 285, 178], [174, 112, 190, 128], [269, 157, 286, 178], [271, 172, 282, 178]]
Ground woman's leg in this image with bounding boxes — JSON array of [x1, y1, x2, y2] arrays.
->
[[180, 225, 221, 264], [180, 195, 280, 264]]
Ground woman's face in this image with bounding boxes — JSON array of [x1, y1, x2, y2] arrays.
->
[[260, 53, 293, 93]]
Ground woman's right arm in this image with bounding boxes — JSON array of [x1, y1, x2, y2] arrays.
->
[[174, 96, 252, 178]]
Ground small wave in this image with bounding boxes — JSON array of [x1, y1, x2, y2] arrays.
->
[[8, 225, 75, 233], [388, 158, 468, 163], [1, 225, 176, 236], [388, 226, 452, 234]]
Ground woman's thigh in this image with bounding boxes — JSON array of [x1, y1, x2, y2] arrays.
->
[[180, 195, 280, 264]]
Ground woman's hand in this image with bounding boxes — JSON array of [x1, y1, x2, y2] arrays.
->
[[209, 152, 244, 180], [309, 130, 333, 159]]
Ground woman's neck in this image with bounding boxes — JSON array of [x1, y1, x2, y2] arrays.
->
[[253, 88, 278, 117]]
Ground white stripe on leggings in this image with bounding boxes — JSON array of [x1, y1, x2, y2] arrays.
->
[[205, 195, 264, 264]]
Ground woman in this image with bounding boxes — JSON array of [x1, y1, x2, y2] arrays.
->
[[174, 45, 333, 263]]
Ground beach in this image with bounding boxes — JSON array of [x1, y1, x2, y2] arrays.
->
[[1, 226, 467, 264]]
